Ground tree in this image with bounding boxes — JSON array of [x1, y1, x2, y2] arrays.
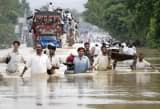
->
[[84, 0, 160, 47], [0, 0, 30, 48]]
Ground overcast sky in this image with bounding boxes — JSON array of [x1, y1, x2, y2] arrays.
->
[[26, 0, 87, 12]]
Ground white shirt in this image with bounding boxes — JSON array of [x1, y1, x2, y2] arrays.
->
[[93, 54, 110, 71], [7, 51, 25, 73], [49, 55, 60, 67], [93, 46, 100, 56], [136, 59, 151, 70], [28, 54, 51, 74]]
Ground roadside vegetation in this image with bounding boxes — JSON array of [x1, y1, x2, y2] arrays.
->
[[84, 0, 160, 48], [0, 0, 30, 48]]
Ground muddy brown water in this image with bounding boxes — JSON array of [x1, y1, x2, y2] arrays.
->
[[1, 72, 160, 109], [0, 46, 160, 109]]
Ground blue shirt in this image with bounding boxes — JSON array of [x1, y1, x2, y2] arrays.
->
[[73, 56, 90, 73]]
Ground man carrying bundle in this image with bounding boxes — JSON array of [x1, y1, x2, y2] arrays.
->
[[0, 41, 26, 74]]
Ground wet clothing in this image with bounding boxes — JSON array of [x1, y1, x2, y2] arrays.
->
[[73, 56, 90, 73], [66, 54, 75, 71], [66, 54, 75, 63], [6, 50, 25, 73], [49, 55, 60, 68], [27, 54, 51, 74], [136, 59, 150, 70], [93, 54, 110, 71], [84, 49, 94, 65], [48, 55, 60, 75]]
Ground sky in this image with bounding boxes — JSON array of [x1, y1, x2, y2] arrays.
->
[[26, 0, 88, 12]]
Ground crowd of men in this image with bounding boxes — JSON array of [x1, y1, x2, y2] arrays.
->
[[66, 41, 156, 73], [51, 1, 79, 45], [49, 4, 79, 46], [0, 1, 156, 76], [0, 41, 60, 77], [0, 40, 156, 78]]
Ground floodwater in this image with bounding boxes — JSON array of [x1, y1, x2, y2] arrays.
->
[[1, 72, 160, 109], [0, 46, 160, 109]]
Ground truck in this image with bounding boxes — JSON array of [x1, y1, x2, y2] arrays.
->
[[29, 11, 63, 48]]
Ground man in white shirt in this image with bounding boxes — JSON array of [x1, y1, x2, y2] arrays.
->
[[0, 41, 26, 73], [47, 44, 60, 75], [20, 44, 51, 77], [93, 46, 112, 71]]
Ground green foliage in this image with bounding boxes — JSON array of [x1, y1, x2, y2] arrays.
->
[[84, 0, 160, 48], [0, 24, 17, 44], [0, 0, 30, 48]]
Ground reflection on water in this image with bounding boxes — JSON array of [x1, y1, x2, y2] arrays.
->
[[88, 104, 160, 109], [0, 72, 160, 109]]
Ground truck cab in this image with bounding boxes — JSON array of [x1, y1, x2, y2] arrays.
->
[[30, 11, 63, 48], [39, 34, 61, 48]]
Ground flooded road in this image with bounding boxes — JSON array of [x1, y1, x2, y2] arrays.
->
[[1, 72, 160, 109], [0, 46, 160, 109]]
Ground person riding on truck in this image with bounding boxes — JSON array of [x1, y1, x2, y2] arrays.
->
[[48, 2, 54, 12]]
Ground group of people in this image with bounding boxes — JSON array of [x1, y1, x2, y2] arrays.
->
[[47, 2, 79, 46], [111, 42, 154, 70], [0, 40, 156, 78], [0, 41, 60, 77], [27, 2, 79, 48], [66, 41, 156, 73], [65, 42, 112, 73]]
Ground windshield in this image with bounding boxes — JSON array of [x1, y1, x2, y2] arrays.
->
[[40, 35, 57, 40]]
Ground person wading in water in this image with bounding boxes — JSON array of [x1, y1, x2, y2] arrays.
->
[[84, 42, 94, 66], [47, 44, 60, 76]]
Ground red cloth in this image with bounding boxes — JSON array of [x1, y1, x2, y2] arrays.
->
[[66, 54, 75, 63]]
